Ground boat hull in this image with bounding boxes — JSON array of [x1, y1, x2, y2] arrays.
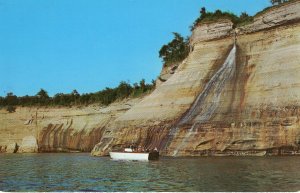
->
[[109, 152, 159, 161]]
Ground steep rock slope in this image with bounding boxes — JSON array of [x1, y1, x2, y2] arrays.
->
[[92, 32, 234, 155], [92, 1, 300, 156], [167, 23, 300, 156], [0, 98, 140, 153]]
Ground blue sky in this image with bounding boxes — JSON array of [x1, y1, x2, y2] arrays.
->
[[0, 0, 271, 97]]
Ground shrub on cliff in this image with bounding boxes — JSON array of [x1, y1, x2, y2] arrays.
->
[[36, 88, 50, 105], [159, 32, 189, 67], [237, 12, 254, 26], [190, 8, 253, 30], [116, 81, 133, 99], [0, 92, 19, 107], [131, 79, 155, 97], [0, 97, 3, 108], [6, 105, 16, 113]]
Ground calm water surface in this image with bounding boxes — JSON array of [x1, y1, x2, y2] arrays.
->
[[0, 153, 300, 192]]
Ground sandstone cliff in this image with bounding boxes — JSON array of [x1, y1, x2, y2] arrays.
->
[[1, 1, 300, 156], [0, 98, 141, 153], [92, 1, 300, 156]]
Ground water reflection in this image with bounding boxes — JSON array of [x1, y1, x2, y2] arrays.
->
[[0, 154, 300, 191]]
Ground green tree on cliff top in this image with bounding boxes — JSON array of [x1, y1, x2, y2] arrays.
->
[[36, 89, 49, 99], [36, 89, 50, 105], [159, 32, 189, 66]]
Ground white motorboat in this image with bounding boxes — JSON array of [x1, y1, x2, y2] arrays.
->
[[109, 147, 159, 161]]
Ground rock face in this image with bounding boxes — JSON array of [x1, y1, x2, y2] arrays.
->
[[5, 143, 18, 153], [0, 98, 141, 153], [18, 136, 38, 153], [1, 2, 300, 156], [92, 1, 300, 156], [156, 62, 181, 87], [91, 37, 234, 156], [238, 1, 300, 34], [190, 19, 233, 45]]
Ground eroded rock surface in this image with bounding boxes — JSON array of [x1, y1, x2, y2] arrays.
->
[[156, 62, 182, 87], [0, 98, 141, 153], [1, 1, 300, 156], [92, 1, 300, 157], [5, 143, 18, 153], [190, 19, 233, 45], [238, 1, 300, 34], [18, 136, 38, 153]]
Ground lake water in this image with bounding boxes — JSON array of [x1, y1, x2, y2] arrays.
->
[[0, 153, 300, 192]]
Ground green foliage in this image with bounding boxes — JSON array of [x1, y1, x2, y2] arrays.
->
[[116, 81, 132, 99], [5, 92, 18, 106], [190, 1, 291, 30], [6, 105, 16, 113], [159, 32, 189, 66], [190, 8, 253, 30], [131, 79, 154, 98], [36, 89, 49, 99], [237, 12, 254, 27], [36, 88, 50, 105], [0, 79, 156, 108]]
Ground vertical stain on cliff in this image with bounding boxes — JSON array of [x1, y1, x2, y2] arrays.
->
[[38, 122, 106, 152], [167, 44, 237, 156], [66, 2, 300, 156], [180, 44, 236, 125]]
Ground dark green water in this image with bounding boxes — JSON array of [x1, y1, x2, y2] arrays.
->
[[0, 153, 300, 192]]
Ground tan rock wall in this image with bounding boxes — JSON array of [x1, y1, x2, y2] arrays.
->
[[190, 19, 233, 45], [2, 1, 300, 157], [238, 0, 300, 34], [18, 136, 38, 153], [0, 98, 140, 153], [165, 22, 300, 156], [92, 2, 300, 156], [91, 38, 235, 156]]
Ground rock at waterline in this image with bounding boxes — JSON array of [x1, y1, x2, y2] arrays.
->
[[6, 142, 19, 153], [18, 136, 38, 153]]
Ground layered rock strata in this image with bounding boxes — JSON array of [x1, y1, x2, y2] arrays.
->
[[238, 0, 300, 34], [1, 1, 300, 156], [92, 1, 300, 156], [190, 19, 233, 45], [0, 98, 141, 153]]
